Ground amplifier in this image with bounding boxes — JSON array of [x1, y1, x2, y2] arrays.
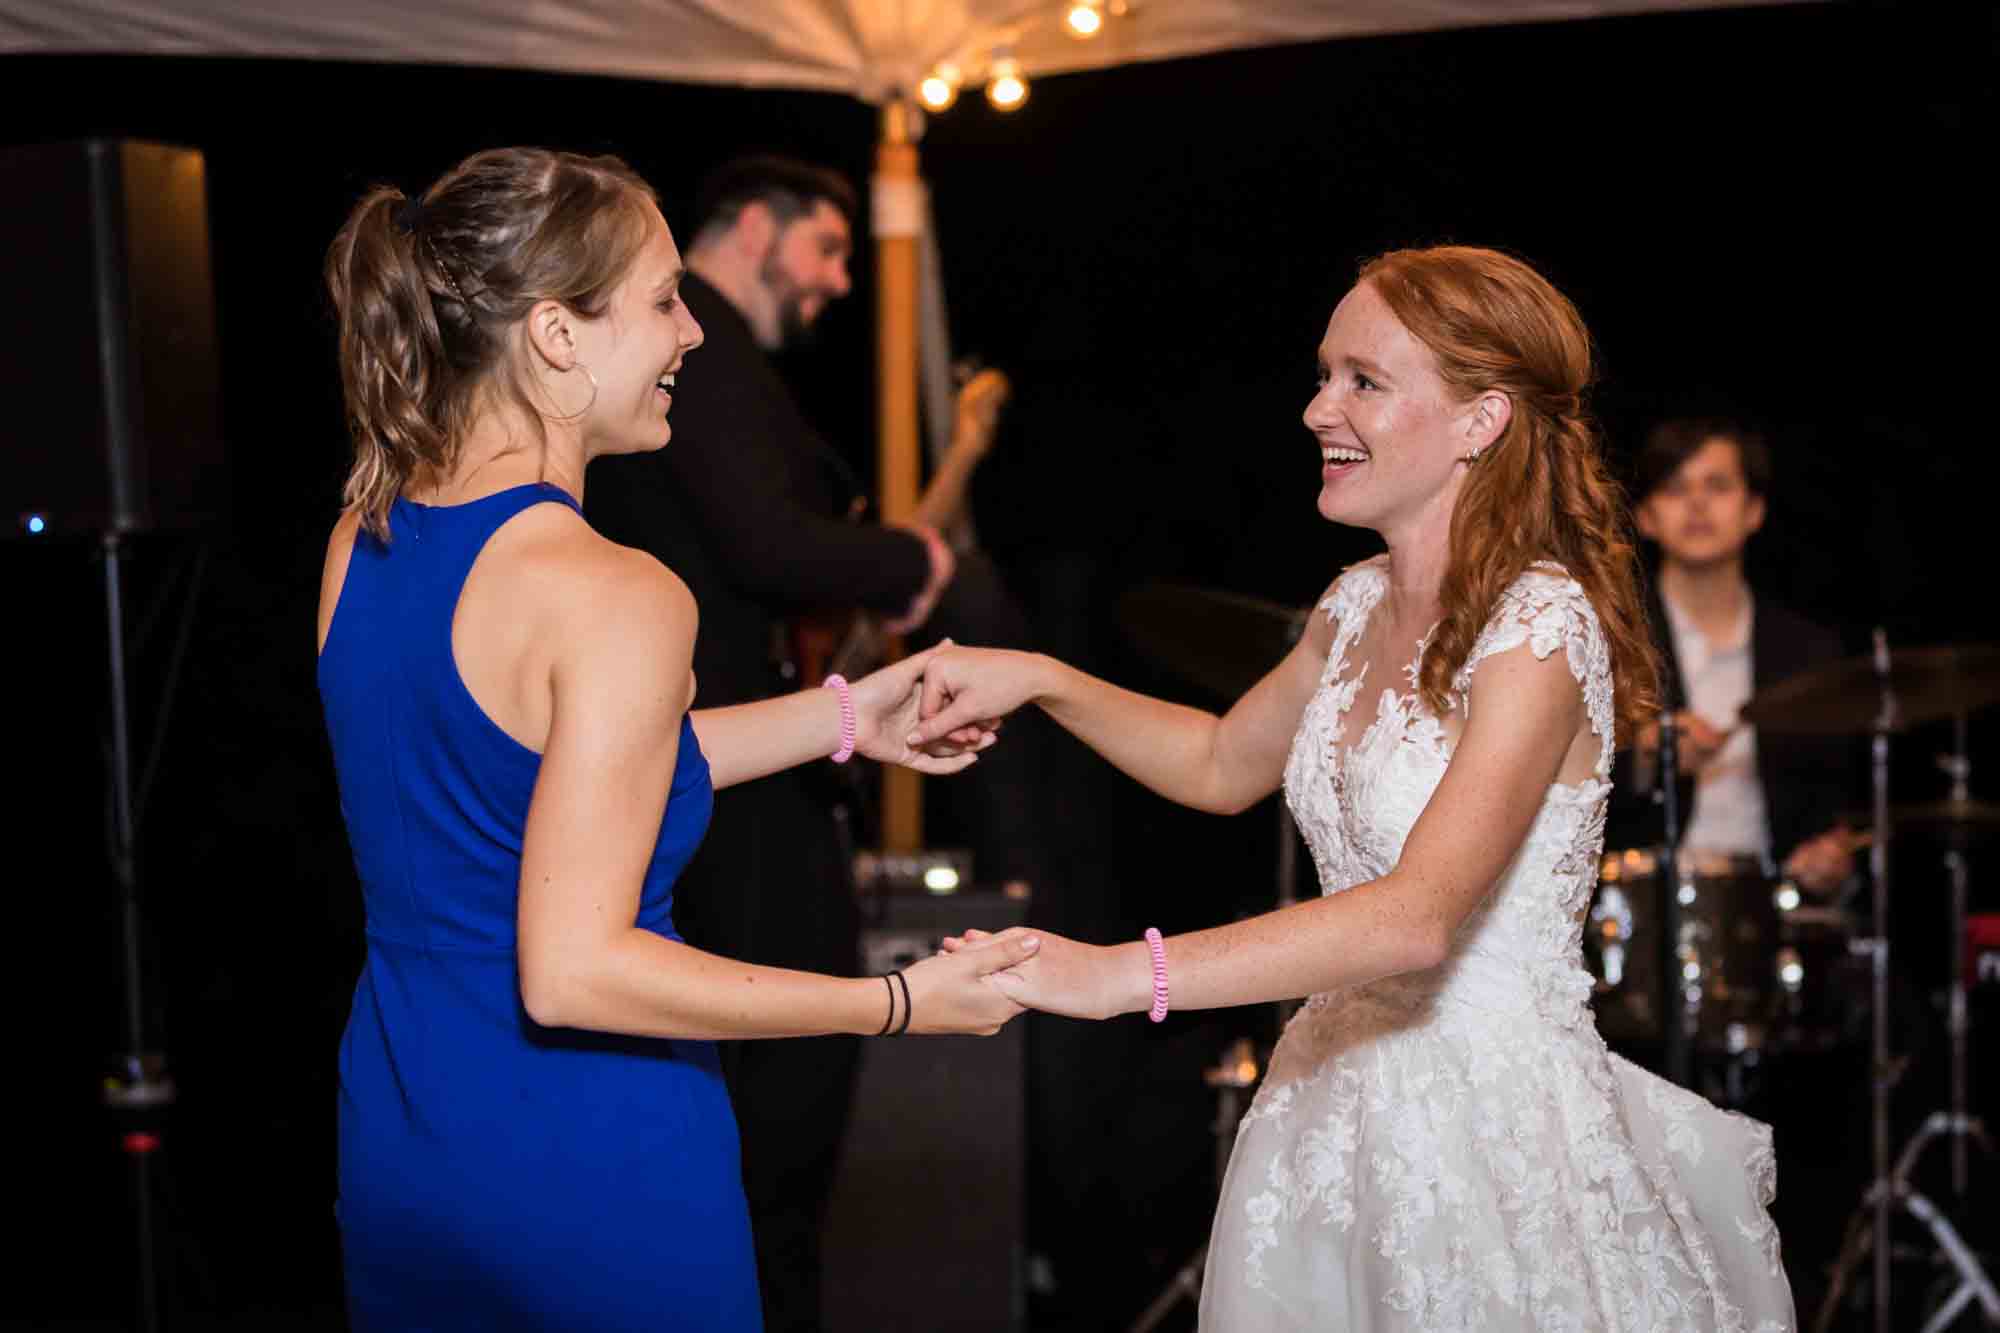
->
[[823, 885, 1028, 1333], [1, 140, 226, 538]]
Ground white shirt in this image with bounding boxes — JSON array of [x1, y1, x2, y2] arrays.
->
[[1661, 587, 1769, 861]]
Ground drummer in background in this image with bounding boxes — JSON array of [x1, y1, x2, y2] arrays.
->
[[1610, 418, 1866, 894]]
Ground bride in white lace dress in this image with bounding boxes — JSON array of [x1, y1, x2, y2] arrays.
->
[[913, 246, 1795, 1330]]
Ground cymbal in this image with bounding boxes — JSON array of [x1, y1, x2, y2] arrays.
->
[[1118, 582, 1309, 702], [1862, 798, 2000, 849], [1739, 644, 2000, 735]]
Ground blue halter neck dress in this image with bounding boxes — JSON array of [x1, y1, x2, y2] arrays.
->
[[317, 483, 759, 1330]]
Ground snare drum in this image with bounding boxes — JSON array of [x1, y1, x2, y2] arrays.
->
[[1583, 846, 1863, 1055]]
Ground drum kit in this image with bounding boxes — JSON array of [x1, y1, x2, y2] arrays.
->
[[1581, 638, 2000, 1333], [1121, 580, 1999, 1333]]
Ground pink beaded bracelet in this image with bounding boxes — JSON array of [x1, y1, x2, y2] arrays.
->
[[1143, 927, 1170, 1023], [823, 674, 857, 764]]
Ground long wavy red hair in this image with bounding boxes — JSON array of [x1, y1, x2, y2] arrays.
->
[[1359, 246, 1659, 742]]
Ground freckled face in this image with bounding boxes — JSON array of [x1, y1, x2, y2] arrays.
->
[[1302, 281, 1470, 533]]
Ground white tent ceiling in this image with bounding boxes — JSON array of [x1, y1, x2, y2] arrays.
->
[[4, 0, 1792, 104]]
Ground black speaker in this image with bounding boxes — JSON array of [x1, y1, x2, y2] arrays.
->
[[823, 887, 1028, 1333], [1, 139, 225, 538]]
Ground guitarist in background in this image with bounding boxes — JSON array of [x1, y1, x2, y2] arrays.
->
[[586, 155, 1013, 1333]]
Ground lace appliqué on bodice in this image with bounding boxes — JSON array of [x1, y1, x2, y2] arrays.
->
[[1280, 557, 1613, 1034], [1205, 557, 1794, 1332]]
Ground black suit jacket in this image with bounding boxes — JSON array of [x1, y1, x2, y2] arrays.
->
[[1607, 582, 1857, 863], [584, 272, 929, 708]]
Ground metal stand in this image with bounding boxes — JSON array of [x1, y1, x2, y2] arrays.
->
[[1813, 1112, 2000, 1333], [1813, 632, 2000, 1333], [91, 531, 211, 1331], [1128, 1038, 1259, 1333], [1818, 705, 1998, 1332], [96, 532, 176, 1333], [1938, 714, 1985, 1201], [1657, 710, 1691, 1088]]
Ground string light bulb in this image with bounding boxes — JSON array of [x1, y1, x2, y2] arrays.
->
[[917, 64, 960, 111], [1064, 2, 1103, 38], [986, 56, 1028, 111]]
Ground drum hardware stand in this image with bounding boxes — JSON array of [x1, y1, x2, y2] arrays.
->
[[1128, 1037, 1260, 1333], [1936, 714, 1986, 1200], [1817, 709, 2000, 1332], [1811, 1113, 2000, 1333], [1811, 631, 2000, 1333], [1657, 711, 1692, 1089]]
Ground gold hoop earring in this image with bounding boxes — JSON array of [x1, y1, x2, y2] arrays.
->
[[540, 363, 599, 422]]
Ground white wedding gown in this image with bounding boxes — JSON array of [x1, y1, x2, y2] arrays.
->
[[1200, 558, 1796, 1331]]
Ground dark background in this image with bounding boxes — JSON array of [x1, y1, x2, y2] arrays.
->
[[6, 1, 1993, 1327]]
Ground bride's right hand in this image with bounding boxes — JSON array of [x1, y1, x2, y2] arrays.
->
[[899, 931, 1039, 1035], [906, 646, 1051, 750]]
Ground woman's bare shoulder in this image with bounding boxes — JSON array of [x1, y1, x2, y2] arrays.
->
[[501, 503, 697, 647]]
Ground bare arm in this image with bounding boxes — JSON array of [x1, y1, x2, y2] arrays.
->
[[515, 552, 1029, 1038], [690, 641, 990, 791], [910, 589, 1338, 815], [963, 638, 1591, 1017]]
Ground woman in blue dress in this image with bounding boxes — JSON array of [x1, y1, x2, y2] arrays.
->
[[315, 147, 1036, 1331]]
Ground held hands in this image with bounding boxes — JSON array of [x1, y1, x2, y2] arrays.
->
[[848, 641, 998, 773], [937, 927, 1145, 1022], [899, 930, 1039, 1034], [904, 645, 1048, 752]]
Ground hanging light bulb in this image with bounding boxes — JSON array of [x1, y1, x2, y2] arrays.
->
[[1064, 1, 1103, 38], [917, 63, 960, 111], [986, 56, 1028, 111]]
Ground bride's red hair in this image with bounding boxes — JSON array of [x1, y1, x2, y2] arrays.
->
[[1359, 246, 1659, 742]]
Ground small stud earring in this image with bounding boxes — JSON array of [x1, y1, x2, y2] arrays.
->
[[1460, 449, 1483, 465]]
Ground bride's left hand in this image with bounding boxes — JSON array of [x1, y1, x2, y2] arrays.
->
[[849, 641, 1001, 773], [939, 926, 1145, 1022]]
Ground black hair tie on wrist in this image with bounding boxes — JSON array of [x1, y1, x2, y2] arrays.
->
[[393, 196, 427, 236], [890, 970, 913, 1037], [876, 975, 897, 1037]]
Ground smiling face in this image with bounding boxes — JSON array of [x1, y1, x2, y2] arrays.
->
[[1635, 436, 1766, 571], [1303, 280, 1490, 536], [568, 202, 704, 455], [759, 199, 852, 345]]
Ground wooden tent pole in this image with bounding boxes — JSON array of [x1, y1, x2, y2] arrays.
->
[[875, 99, 923, 853]]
